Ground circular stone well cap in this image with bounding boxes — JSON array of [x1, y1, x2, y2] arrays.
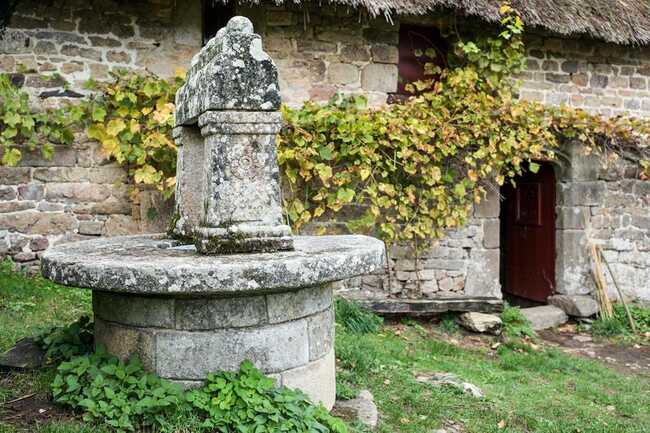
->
[[42, 234, 386, 295]]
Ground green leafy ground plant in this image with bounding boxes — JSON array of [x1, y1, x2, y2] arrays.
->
[[187, 360, 348, 433], [51, 348, 185, 433], [500, 303, 535, 339], [34, 316, 94, 365]]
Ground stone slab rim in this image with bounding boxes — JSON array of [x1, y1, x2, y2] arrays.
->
[[41, 234, 385, 295]]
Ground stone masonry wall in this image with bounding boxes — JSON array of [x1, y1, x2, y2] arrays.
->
[[2, 2, 650, 302], [519, 34, 650, 117], [240, 4, 399, 106], [0, 0, 198, 269], [556, 145, 650, 302], [345, 191, 501, 303]]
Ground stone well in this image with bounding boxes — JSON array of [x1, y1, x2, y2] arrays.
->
[[41, 16, 385, 410]]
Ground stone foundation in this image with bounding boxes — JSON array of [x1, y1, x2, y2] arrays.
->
[[92, 286, 336, 407]]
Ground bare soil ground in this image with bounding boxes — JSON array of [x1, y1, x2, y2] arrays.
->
[[538, 324, 650, 377]]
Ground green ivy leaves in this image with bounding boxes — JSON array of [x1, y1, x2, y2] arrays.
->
[[0, 74, 75, 166], [82, 71, 183, 197]]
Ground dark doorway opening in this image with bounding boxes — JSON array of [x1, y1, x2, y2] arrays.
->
[[202, 0, 236, 46], [500, 162, 556, 305]]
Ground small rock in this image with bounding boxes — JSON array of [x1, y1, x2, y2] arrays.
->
[[520, 305, 568, 330], [548, 295, 599, 318], [0, 338, 45, 369], [416, 372, 484, 398], [457, 312, 502, 335], [332, 390, 379, 430], [572, 335, 592, 343]]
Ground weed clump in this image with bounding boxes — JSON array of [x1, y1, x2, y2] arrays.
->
[[335, 298, 383, 334], [500, 303, 535, 339]]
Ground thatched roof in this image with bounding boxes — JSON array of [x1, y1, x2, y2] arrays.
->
[[234, 0, 650, 45]]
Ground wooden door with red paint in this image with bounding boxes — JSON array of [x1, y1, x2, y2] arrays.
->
[[501, 163, 556, 303]]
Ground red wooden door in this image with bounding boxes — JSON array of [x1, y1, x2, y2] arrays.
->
[[501, 163, 556, 303]]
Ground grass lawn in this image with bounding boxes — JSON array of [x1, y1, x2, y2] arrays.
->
[[1, 261, 649, 433]]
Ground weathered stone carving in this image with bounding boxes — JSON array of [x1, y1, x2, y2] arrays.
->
[[42, 16, 386, 410], [172, 16, 291, 254]]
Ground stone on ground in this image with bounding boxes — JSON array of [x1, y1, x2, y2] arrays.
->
[[416, 372, 484, 398], [332, 390, 379, 430], [520, 305, 568, 330], [457, 312, 502, 335], [0, 338, 45, 369], [548, 295, 599, 318]]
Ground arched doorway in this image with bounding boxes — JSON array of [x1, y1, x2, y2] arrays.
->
[[500, 162, 557, 303]]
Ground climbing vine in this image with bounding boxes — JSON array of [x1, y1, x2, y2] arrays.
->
[[0, 74, 78, 166], [278, 5, 650, 245], [84, 71, 184, 198], [1, 4, 649, 247]]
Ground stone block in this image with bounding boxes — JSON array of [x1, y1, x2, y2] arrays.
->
[[482, 219, 500, 249], [464, 249, 500, 298], [93, 292, 175, 328], [0, 186, 16, 201], [520, 305, 568, 330], [555, 230, 592, 295], [371, 44, 398, 63], [155, 319, 309, 379], [17, 184, 44, 201], [0, 167, 31, 184], [106, 50, 131, 64], [101, 215, 140, 236], [85, 197, 132, 215], [78, 221, 104, 236], [297, 40, 337, 53], [548, 295, 599, 317], [327, 63, 359, 85], [282, 349, 335, 409], [457, 312, 502, 334], [88, 36, 122, 47], [361, 63, 397, 93], [175, 296, 268, 330], [340, 44, 371, 62], [557, 143, 600, 181], [557, 181, 606, 206], [45, 183, 111, 202], [267, 285, 332, 323], [0, 201, 34, 213], [307, 307, 334, 361], [556, 206, 587, 229], [94, 318, 155, 370], [0, 211, 76, 235]]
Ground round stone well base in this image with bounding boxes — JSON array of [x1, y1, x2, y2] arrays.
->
[[42, 234, 385, 410], [92, 286, 336, 407]]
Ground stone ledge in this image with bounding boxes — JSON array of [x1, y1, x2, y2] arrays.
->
[[354, 297, 503, 316], [91, 286, 334, 331], [41, 234, 386, 295]]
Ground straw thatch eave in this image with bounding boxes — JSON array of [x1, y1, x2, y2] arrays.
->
[[229, 0, 650, 45]]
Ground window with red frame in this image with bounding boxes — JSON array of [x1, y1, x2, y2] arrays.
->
[[397, 24, 449, 95]]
